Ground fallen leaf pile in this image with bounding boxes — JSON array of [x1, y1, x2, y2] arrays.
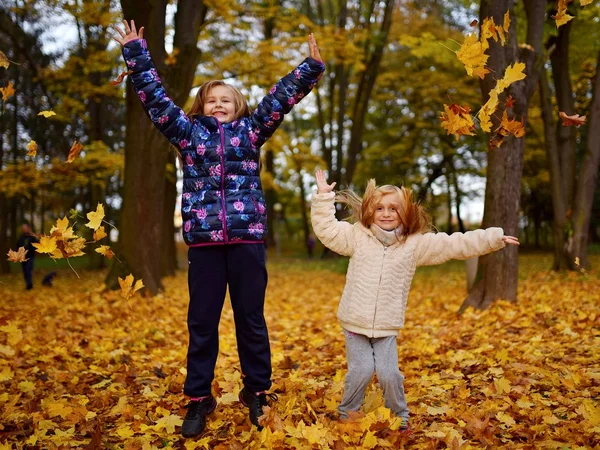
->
[[0, 254, 599, 448]]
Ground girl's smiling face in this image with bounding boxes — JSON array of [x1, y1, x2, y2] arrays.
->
[[373, 193, 401, 231], [203, 85, 236, 123]]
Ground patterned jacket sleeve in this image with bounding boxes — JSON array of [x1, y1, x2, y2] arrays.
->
[[310, 192, 355, 257], [122, 39, 193, 149], [249, 57, 325, 148], [413, 228, 506, 267]]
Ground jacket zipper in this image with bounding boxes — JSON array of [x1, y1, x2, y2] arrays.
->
[[372, 245, 387, 337], [217, 121, 228, 243]]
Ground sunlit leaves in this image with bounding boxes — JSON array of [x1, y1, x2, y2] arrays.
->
[[554, 0, 594, 27], [32, 235, 58, 255], [37, 110, 56, 118], [440, 104, 476, 141], [6, 247, 28, 263], [455, 34, 489, 79], [26, 140, 38, 157], [559, 111, 587, 127], [0, 50, 9, 69], [0, 81, 15, 101], [85, 203, 105, 230], [95, 245, 114, 259], [66, 140, 83, 163], [118, 274, 145, 299]]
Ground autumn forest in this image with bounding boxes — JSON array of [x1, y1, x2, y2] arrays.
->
[[1, 0, 599, 448]]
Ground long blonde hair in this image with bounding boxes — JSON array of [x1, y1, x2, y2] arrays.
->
[[187, 80, 251, 120], [336, 179, 431, 241]]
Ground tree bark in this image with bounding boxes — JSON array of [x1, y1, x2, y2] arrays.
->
[[570, 49, 600, 269], [459, 0, 545, 312], [107, 0, 207, 293]]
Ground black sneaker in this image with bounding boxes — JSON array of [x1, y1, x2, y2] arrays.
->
[[238, 388, 278, 429], [181, 396, 217, 438]]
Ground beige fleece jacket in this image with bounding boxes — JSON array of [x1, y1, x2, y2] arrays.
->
[[311, 192, 506, 338]]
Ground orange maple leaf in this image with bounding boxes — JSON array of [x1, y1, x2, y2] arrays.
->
[[93, 226, 107, 242], [440, 104, 476, 141], [496, 110, 525, 138], [559, 111, 586, 127], [553, 0, 574, 27], [66, 141, 83, 163], [7, 247, 28, 263], [110, 70, 132, 86], [95, 245, 114, 259], [505, 95, 515, 109], [26, 140, 38, 158], [0, 81, 15, 102]]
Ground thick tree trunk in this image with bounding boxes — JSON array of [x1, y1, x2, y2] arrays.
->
[[0, 195, 10, 273], [459, 0, 545, 312], [570, 49, 600, 269], [107, 0, 207, 293]]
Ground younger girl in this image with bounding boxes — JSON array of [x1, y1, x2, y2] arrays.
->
[[311, 170, 518, 429], [114, 20, 324, 438]]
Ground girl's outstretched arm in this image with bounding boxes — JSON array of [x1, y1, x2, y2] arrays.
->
[[249, 34, 325, 148], [413, 228, 517, 267], [113, 20, 192, 149], [310, 170, 355, 257]]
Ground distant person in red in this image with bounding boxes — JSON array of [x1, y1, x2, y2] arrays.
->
[[17, 222, 37, 290]]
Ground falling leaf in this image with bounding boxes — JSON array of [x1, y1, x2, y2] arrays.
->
[[456, 34, 490, 79], [440, 103, 476, 141], [505, 95, 515, 109], [0, 50, 9, 69], [580, 0, 592, 4], [69, 208, 79, 220], [575, 257, 580, 266], [495, 109, 525, 140], [559, 111, 586, 127], [66, 140, 83, 163], [470, 19, 478, 27], [38, 110, 56, 118], [503, 11, 511, 34], [95, 245, 114, 259], [118, 274, 144, 299], [86, 204, 105, 230], [110, 70, 132, 86], [0, 81, 15, 102], [33, 236, 58, 255], [26, 140, 37, 157], [7, 247, 28, 263], [94, 226, 107, 241]]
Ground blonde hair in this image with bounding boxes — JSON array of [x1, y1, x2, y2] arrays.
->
[[187, 80, 251, 120], [336, 179, 431, 241]]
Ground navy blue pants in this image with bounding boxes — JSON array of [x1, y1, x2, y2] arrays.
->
[[21, 259, 34, 290], [184, 244, 271, 397]]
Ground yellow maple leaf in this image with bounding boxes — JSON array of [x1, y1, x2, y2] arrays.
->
[[86, 203, 105, 230], [66, 140, 83, 163], [362, 430, 378, 449], [496, 62, 526, 92], [496, 411, 516, 426], [0, 50, 9, 69], [456, 34, 489, 79], [494, 376, 512, 395], [93, 226, 107, 241], [503, 10, 511, 34], [7, 247, 28, 263], [0, 321, 23, 346], [554, 9, 574, 27], [154, 414, 182, 434], [580, 0, 592, 4], [18, 380, 35, 393], [46, 402, 73, 419], [63, 237, 86, 257], [50, 217, 74, 240], [38, 110, 57, 118], [95, 245, 114, 259], [33, 236, 58, 254], [118, 274, 145, 299], [0, 366, 14, 382], [0, 81, 15, 102], [26, 140, 37, 157]]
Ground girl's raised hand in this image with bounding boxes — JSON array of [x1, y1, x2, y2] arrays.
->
[[316, 169, 336, 194], [113, 19, 144, 47], [308, 33, 322, 62], [502, 235, 519, 246]]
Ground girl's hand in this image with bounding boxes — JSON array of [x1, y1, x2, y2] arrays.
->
[[308, 33, 322, 62], [316, 169, 336, 194], [113, 19, 144, 47], [502, 235, 519, 246]]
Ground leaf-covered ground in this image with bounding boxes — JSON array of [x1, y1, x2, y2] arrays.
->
[[1, 253, 599, 449]]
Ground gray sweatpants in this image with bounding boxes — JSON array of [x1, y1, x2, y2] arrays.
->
[[338, 329, 409, 419]]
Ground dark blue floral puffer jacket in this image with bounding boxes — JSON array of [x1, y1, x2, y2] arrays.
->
[[122, 39, 325, 246]]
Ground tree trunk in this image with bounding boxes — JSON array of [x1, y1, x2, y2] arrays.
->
[[106, 0, 207, 293], [570, 49, 600, 269], [459, 0, 545, 312], [161, 154, 178, 277], [0, 195, 10, 273], [539, 64, 572, 269]]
